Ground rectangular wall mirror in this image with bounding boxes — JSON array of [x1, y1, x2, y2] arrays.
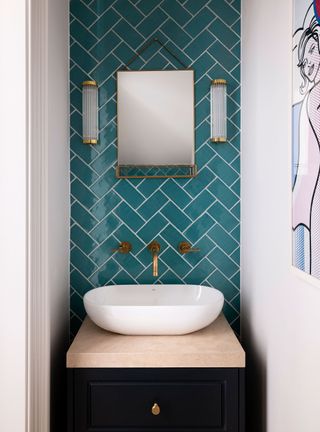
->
[[116, 70, 196, 179]]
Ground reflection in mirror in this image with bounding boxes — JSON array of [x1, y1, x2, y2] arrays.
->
[[116, 70, 196, 179]]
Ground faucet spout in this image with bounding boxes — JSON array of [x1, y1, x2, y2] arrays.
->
[[147, 241, 161, 277]]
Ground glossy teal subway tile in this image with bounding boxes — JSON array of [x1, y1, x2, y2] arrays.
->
[[113, 224, 145, 251], [71, 157, 99, 185], [113, 20, 144, 49], [209, 40, 239, 72], [213, 157, 239, 187], [90, 145, 116, 175], [113, 253, 145, 278], [184, 213, 214, 243], [114, 181, 145, 208], [135, 0, 161, 15], [195, 97, 210, 126], [231, 270, 240, 288], [160, 181, 191, 208], [70, 1, 97, 27], [112, 270, 136, 285], [70, 42, 98, 72], [232, 17, 241, 35], [207, 224, 238, 255], [184, 30, 216, 59], [71, 246, 97, 278], [71, 179, 98, 209], [209, 18, 239, 50], [231, 294, 240, 316], [89, 0, 114, 15], [70, 290, 86, 319], [158, 269, 181, 285], [185, 190, 214, 219], [137, 214, 168, 243], [161, 19, 192, 48], [99, 79, 116, 108], [183, 167, 216, 198], [207, 201, 238, 230], [231, 247, 240, 264], [137, 179, 166, 198], [137, 9, 168, 39], [114, 202, 145, 231], [208, 248, 238, 279], [183, 0, 208, 15], [71, 225, 98, 255], [70, 64, 89, 89], [223, 302, 239, 325], [89, 235, 117, 266], [161, 248, 193, 278], [90, 31, 121, 62], [89, 9, 121, 38], [191, 52, 216, 78], [207, 0, 240, 26], [138, 191, 167, 220], [90, 167, 116, 198], [232, 40, 241, 59], [71, 202, 98, 232], [184, 258, 214, 284], [208, 178, 239, 208], [90, 214, 122, 243], [160, 1, 192, 26], [183, 236, 216, 267], [71, 268, 94, 296], [92, 54, 121, 85], [196, 143, 215, 167], [89, 258, 121, 287], [70, 19, 98, 51], [231, 202, 240, 220], [231, 179, 240, 196], [195, 75, 213, 101], [90, 191, 121, 221], [70, 87, 82, 112], [113, 0, 144, 26], [184, 7, 216, 38], [161, 202, 192, 232]]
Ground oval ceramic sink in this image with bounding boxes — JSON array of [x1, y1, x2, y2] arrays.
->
[[83, 284, 224, 335]]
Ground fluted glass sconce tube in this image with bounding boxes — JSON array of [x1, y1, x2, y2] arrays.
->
[[82, 80, 98, 144], [210, 79, 227, 143]]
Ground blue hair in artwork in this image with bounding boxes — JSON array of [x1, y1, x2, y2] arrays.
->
[[314, 0, 320, 24]]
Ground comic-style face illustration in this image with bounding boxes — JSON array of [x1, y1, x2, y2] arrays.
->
[[301, 36, 320, 82]]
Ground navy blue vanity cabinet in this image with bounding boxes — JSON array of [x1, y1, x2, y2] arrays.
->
[[68, 367, 245, 432]]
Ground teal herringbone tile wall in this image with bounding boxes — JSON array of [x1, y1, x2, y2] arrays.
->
[[70, 0, 241, 337]]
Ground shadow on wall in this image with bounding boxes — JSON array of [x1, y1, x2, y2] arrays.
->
[[244, 337, 267, 432], [50, 321, 69, 432]]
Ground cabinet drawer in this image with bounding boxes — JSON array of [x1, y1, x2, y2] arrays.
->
[[90, 381, 222, 428], [72, 369, 240, 431]]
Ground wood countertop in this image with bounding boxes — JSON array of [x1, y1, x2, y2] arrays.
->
[[67, 314, 245, 368]]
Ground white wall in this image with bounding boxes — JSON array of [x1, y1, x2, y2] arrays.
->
[[241, 0, 320, 431], [47, 0, 70, 430], [0, 1, 27, 430]]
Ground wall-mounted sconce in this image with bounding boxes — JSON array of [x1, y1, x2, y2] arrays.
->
[[82, 80, 98, 144], [210, 79, 227, 143]]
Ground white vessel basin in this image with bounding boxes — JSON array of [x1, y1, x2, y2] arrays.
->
[[83, 284, 224, 335]]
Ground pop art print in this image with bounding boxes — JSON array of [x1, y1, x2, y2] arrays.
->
[[292, 0, 320, 277]]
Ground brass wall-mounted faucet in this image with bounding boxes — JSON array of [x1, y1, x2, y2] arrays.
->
[[178, 241, 200, 254], [147, 241, 161, 277], [112, 241, 132, 254]]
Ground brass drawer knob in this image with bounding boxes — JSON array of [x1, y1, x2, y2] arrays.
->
[[151, 402, 160, 416]]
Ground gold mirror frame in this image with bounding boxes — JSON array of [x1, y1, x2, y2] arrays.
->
[[115, 69, 197, 179]]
